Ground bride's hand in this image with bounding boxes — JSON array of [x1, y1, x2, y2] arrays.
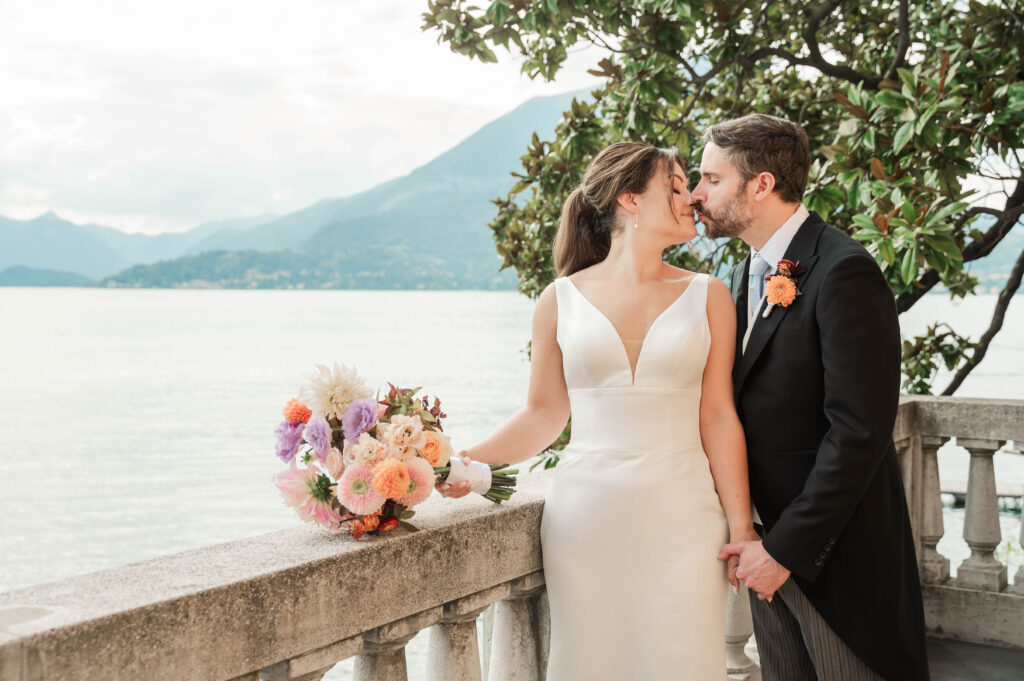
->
[[435, 451, 474, 499], [725, 526, 759, 593], [727, 555, 741, 593]]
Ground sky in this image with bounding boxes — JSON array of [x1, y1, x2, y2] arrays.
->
[[0, 0, 603, 234]]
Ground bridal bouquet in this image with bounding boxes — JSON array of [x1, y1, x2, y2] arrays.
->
[[271, 363, 517, 539]]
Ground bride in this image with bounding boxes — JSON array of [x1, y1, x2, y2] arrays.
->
[[438, 142, 756, 680]]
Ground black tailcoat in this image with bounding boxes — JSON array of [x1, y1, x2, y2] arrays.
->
[[730, 212, 930, 681]]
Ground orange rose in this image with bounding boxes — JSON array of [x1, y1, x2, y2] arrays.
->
[[361, 514, 380, 532], [419, 430, 452, 467], [765, 275, 798, 307]]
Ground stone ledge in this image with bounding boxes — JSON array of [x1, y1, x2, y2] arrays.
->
[[0, 470, 554, 681], [923, 583, 1024, 649], [904, 396, 1024, 442]]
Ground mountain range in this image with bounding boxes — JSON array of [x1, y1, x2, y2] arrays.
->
[[0, 89, 588, 290], [1, 87, 1020, 290]]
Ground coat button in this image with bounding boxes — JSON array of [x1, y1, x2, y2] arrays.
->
[[828, 537, 836, 545], [814, 558, 823, 566]]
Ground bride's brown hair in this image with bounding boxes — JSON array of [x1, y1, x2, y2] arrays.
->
[[554, 142, 682, 277]]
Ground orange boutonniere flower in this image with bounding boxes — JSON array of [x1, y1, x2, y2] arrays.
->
[[762, 259, 805, 318]]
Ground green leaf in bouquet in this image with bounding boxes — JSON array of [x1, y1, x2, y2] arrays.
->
[[397, 520, 420, 533], [400, 509, 416, 519]]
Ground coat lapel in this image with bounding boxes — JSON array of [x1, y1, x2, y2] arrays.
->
[[734, 216, 825, 397], [730, 255, 750, 364]]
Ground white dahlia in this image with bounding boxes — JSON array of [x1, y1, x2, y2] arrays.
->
[[299, 362, 373, 421]]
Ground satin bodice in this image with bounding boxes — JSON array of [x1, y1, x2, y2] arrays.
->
[[554, 273, 711, 453]]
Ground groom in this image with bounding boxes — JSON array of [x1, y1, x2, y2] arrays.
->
[[695, 114, 930, 681]]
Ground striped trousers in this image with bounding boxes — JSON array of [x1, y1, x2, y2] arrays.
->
[[748, 578, 885, 681]]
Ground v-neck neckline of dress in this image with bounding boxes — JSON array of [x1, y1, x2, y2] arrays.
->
[[564, 275, 701, 386]]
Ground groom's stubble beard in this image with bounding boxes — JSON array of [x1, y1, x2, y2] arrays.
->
[[698, 186, 754, 239]]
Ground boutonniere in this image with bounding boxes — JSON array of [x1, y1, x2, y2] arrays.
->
[[762, 259, 806, 318]]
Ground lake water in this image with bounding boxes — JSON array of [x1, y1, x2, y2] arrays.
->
[[1, 287, 1021, 679]]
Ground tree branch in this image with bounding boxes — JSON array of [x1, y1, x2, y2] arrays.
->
[[802, 0, 883, 88], [942, 246, 1024, 395], [896, 172, 1024, 313], [885, 0, 911, 81]]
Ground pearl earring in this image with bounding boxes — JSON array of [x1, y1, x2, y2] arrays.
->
[[633, 213, 639, 229]]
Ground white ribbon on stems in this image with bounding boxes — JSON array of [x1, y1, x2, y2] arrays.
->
[[446, 456, 492, 495]]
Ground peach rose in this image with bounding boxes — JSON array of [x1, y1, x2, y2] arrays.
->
[[325, 447, 345, 479], [419, 430, 453, 468]]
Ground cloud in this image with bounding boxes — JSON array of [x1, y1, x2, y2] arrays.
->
[[0, 0, 603, 234]]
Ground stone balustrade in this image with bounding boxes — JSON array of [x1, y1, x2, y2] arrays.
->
[[895, 396, 1024, 649], [0, 468, 762, 681], [2, 397, 1020, 680]]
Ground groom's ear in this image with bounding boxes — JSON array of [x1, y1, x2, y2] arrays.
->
[[750, 172, 777, 202]]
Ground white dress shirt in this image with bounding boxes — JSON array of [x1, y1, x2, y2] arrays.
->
[[743, 204, 809, 527], [742, 204, 809, 349]]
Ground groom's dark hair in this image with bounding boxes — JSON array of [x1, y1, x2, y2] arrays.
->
[[702, 114, 810, 203]]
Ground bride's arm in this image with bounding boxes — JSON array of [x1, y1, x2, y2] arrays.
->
[[460, 282, 571, 467], [700, 278, 756, 542]]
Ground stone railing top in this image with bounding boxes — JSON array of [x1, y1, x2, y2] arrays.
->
[[899, 395, 1024, 443], [0, 469, 554, 681]]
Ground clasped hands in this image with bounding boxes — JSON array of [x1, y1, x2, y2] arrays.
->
[[718, 537, 791, 602]]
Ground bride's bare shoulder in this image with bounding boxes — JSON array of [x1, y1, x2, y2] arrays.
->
[[704, 274, 736, 316], [533, 279, 560, 323]]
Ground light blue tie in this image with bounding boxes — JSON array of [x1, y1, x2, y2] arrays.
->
[[748, 253, 771, 319]]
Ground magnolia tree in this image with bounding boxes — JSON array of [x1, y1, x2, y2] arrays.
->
[[424, 0, 1024, 400]]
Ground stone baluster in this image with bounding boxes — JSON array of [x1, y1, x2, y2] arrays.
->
[[956, 438, 1007, 591], [488, 572, 546, 681], [920, 436, 950, 584], [1016, 490, 1024, 594], [257, 635, 363, 681], [427, 583, 510, 681], [897, 437, 923, 559], [534, 589, 551, 677], [725, 584, 761, 681], [354, 606, 443, 681], [481, 604, 495, 681]]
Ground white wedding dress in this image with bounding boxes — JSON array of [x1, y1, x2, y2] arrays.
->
[[540, 273, 728, 680]]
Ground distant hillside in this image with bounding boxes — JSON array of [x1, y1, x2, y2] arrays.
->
[[0, 265, 92, 287], [967, 223, 1023, 290], [0, 213, 132, 279], [100, 90, 590, 289], [0, 212, 273, 280], [83, 214, 277, 263]]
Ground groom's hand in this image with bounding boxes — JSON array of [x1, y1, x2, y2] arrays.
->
[[718, 540, 791, 601]]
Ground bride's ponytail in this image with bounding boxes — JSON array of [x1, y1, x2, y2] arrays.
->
[[552, 142, 681, 278], [553, 187, 611, 277]]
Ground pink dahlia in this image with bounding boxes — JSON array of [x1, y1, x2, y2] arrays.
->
[[336, 464, 386, 515], [395, 456, 435, 507], [271, 460, 343, 529]]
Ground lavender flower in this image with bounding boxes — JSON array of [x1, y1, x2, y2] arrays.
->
[[274, 420, 306, 463], [303, 415, 332, 463], [342, 398, 378, 443]]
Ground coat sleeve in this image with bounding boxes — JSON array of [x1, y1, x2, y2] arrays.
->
[[761, 251, 902, 581]]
